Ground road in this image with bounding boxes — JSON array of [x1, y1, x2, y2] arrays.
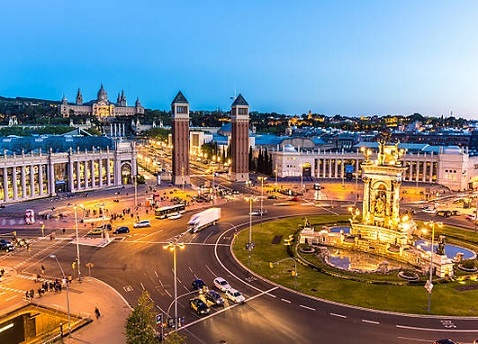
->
[[1, 180, 478, 343]]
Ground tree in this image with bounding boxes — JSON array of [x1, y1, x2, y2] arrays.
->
[[125, 290, 157, 344], [164, 331, 187, 344]]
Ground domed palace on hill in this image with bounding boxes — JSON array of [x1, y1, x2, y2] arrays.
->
[[59, 84, 144, 118]]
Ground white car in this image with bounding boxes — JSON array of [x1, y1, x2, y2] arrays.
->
[[134, 220, 151, 228], [225, 288, 246, 303], [422, 207, 436, 214], [213, 277, 231, 292], [168, 213, 182, 220]]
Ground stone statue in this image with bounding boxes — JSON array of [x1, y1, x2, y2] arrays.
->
[[436, 235, 446, 256]]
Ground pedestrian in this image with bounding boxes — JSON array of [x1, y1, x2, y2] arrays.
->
[[62, 228, 66, 235], [41, 265, 45, 274], [95, 306, 101, 319]]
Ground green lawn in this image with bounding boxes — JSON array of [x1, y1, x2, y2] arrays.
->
[[232, 215, 478, 316]]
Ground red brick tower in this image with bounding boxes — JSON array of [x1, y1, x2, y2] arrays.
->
[[230, 94, 250, 182], [171, 91, 191, 186]]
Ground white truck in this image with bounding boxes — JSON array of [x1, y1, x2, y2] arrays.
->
[[188, 207, 221, 233]]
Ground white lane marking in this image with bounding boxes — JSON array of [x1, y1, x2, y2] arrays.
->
[[183, 285, 189, 292], [396, 324, 478, 333], [205, 264, 215, 276], [154, 271, 158, 278], [140, 283, 145, 290], [362, 319, 380, 325], [299, 304, 315, 311], [158, 278, 163, 286], [330, 313, 347, 318], [5, 295, 18, 302], [281, 298, 291, 303], [189, 266, 194, 273], [165, 290, 172, 298], [177, 277, 182, 284]]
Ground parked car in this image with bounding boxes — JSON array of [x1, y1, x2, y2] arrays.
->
[[432, 340, 460, 344], [225, 288, 246, 303], [422, 206, 437, 214], [134, 220, 151, 228], [192, 278, 206, 290], [0, 239, 15, 252], [465, 214, 477, 221], [205, 289, 224, 306], [213, 277, 231, 292], [189, 297, 210, 315], [113, 226, 130, 234], [87, 228, 104, 236]]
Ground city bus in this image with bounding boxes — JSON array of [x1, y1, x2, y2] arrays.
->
[[155, 204, 186, 219]]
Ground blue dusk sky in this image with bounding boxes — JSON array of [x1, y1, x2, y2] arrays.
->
[[1, 1, 477, 118]]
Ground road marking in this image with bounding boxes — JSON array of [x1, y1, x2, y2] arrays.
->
[[189, 267, 194, 273], [299, 304, 315, 311], [140, 283, 145, 290], [165, 290, 172, 298], [123, 285, 133, 292], [362, 319, 380, 325], [5, 295, 18, 302], [330, 313, 347, 318], [158, 278, 163, 286], [396, 324, 478, 333], [281, 298, 291, 303], [154, 271, 159, 278], [440, 320, 457, 328]]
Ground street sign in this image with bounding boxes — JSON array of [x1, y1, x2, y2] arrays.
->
[[155, 314, 162, 324], [425, 280, 433, 293]]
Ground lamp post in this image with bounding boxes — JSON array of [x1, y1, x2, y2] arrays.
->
[[245, 196, 256, 266], [73, 205, 82, 282], [50, 254, 71, 337], [163, 241, 185, 330], [274, 163, 278, 186], [422, 221, 442, 313], [257, 176, 267, 222], [299, 164, 303, 190], [211, 165, 216, 204], [134, 174, 138, 208]]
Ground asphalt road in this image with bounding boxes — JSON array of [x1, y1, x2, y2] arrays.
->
[[1, 181, 478, 343]]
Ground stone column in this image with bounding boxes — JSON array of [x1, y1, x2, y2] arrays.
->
[[39, 165, 44, 196], [362, 177, 371, 224], [12, 167, 18, 200], [106, 158, 112, 186], [91, 159, 96, 188], [21, 166, 26, 199], [99, 158, 103, 187], [3, 167, 9, 202], [30, 165, 35, 197], [84, 161, 89, 189]]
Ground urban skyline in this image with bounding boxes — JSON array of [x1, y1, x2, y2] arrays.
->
[[2, 1, 478, 118]]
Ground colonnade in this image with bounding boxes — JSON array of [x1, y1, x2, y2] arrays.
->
[[0, 145, 136, 204]]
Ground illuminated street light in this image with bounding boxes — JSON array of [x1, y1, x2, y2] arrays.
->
[[50, 254, 71, 337], [163, 241, 185, 330], [73, 205, 83, 281], [245, 196, 256, 266], [257, 176, 267, 222], [421, 220, 442, 313]]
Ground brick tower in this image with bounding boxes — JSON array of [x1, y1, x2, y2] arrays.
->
[[171, 91, 191, 186], [230, 94, 250, 182]]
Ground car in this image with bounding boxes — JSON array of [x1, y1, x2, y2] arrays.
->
[[213, 277, 231, 292], [192, 278, 206, 290], [250, 210, 267, 216], [432, 340, 460, 344], [168, 213, 182, 220], [225, 288, 246, 303], [189, 297, 210, 315], [436, 210, 452, 217], [113, 226, 130, 234], [465, 214, 477, 221], [0, 239, 15, 252], [87, 228, 104, 236], [205, 289, 224, 306], [14, 238, 30, 247], [267, 195, 278, 199], [96, 223, 112, 231], [451, 210, 461, 216], [134, 220, 151, 228], [422, 206, 437, 214]]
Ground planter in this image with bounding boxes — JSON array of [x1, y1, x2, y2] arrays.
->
[[398, 271, 419, 281]]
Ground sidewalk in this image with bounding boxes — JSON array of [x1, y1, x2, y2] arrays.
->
[[32, 277, 132, 343]]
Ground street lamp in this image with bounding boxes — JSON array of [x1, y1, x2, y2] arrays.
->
[[257, 176, 267, 220], [270, 257, 298, 289], [163, 241, 185, 330], [299, 164, 303, 190], [49, 254, 71, 337], [134, 174, 138, 208], [274, 163, 278, 186], [73, 205, 83, 282], [422, 220, 442, 313], [245, 196, 256, 266]]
